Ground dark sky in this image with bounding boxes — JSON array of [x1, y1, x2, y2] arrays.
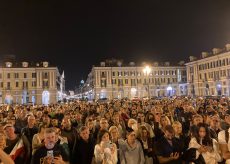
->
[[0, 0, 230, 90]]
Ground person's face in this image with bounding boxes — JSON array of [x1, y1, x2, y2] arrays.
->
[[138, 114, 145, 122], [101, 132, 110, 142], [210, 117, 219, 128], [127, 132, 136, 143], [160, 117, 169, 127], [199, 127, 206, 139], [193, 117, 203, 125], [173, 124, 182, 135], [80, 129, 89, 141], [100, 120, 108, 130], [51, 119, 58, 126], [62, 119, 71, 129], [110, 129, 118, 139], [112, 114, 119, 124], [44, 132, 56, 149], [164, 130, 174, 140], [28, 117, 36, 126], [4, 127, 15, 139], [141, 129, 148, 138], [43, 116, 50, 124]]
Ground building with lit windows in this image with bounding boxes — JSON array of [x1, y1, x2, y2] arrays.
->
[[0, 61, 64, 105], [84, 60, 187, 100], [186, 44, 230, 97]]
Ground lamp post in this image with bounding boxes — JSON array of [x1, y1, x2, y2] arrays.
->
[[143, 65, 151, 98]]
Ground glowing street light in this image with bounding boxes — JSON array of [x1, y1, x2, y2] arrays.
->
[[143, 65, 151, 98]]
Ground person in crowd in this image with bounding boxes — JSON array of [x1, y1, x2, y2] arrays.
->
[[3, 123, 31, 164], [172, 121, 189, 151], [21, 115, 38, 145], [221, 114, 230, 130], [61, 117, 76, 154], [32, 124, 46, 155], [209, 115, 221, 140], [111, 112, 126, 138], [189, 123, 221, 164], [94, 129, 117, 164], [31, 128, 69, 164], [94, 118, 109, 140], [85, 116, 96, 140], [138, 125, 156, 164], [72, 126, 95, 164], [137, 112, 154, 138], [154, 125, 183, 164], [119, 127, 145, 164]]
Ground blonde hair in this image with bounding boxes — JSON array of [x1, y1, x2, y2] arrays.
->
[[109, 126, 118, 133], [172, 121, 182, 128]]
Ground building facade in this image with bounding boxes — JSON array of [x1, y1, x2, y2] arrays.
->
[[0, 61, 62, 105], [85, 61, 187, 100], [186, 44, 230, 97]]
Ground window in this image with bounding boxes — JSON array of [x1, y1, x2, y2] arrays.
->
[[0, 82, 3, 88], [24, 73, 27, 78], [118, 79, 123, 86], [32, 73, 36, 78], [125, 79, 128, 84], [112, 79, 116, 84], [7, 73, 10, 79], [32, 81, 36, 87], [0, 73, 2, 79], [112, 72, 115, 76], [15, 73, 19, 78], [16, 81, 19, 87], [7, 82, 10, 88], [44, 72, 48, 79]]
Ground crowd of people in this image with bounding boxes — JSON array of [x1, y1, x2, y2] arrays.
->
[[0, 96, 230, 164]]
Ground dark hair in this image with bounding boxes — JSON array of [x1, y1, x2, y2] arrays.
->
[[195, 123, 213, 147], [97, 129, 110, 144]]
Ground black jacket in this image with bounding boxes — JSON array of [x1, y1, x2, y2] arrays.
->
[[72, 137, 95, 164]]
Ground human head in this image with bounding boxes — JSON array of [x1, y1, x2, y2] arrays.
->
[[126, 127, 136, 144], [79, 126, 90, 141], [44, 128, 56, 149], [172, 121, 182, 136], [109, 126, 119, 141], [164, 125, 174, 140], [3, 124, 16, 140], [192, 114, 203, 126], [28, 115, 36, 127], [99, 118, 109, 130], [61, 117, 72, 130], [97, 129, 110, 144]]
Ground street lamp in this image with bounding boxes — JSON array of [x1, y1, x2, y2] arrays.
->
[[143, 65, 151, 98]]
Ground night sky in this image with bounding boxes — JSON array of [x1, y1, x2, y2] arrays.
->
[[0, 0, 230, 90]]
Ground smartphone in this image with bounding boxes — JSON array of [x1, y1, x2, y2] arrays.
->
[[47, 150, 54, 161]]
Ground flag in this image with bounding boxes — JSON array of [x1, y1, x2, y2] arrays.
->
[[10, 138, 24, 160]]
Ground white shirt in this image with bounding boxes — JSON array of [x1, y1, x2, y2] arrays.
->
[[218, 129, 230, 164]]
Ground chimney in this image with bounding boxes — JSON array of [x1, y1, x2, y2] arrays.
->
[[226, 44, 230, 51], [201, 52, 209, 58], [212, 48, 221, 54], [189, 56, 197, 62], [178, 61, 185, 65], [129, 62, 135, 66], [164, 62, 170, 66], [100, 62, 105, 67], [153, 62, 159, 67]]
